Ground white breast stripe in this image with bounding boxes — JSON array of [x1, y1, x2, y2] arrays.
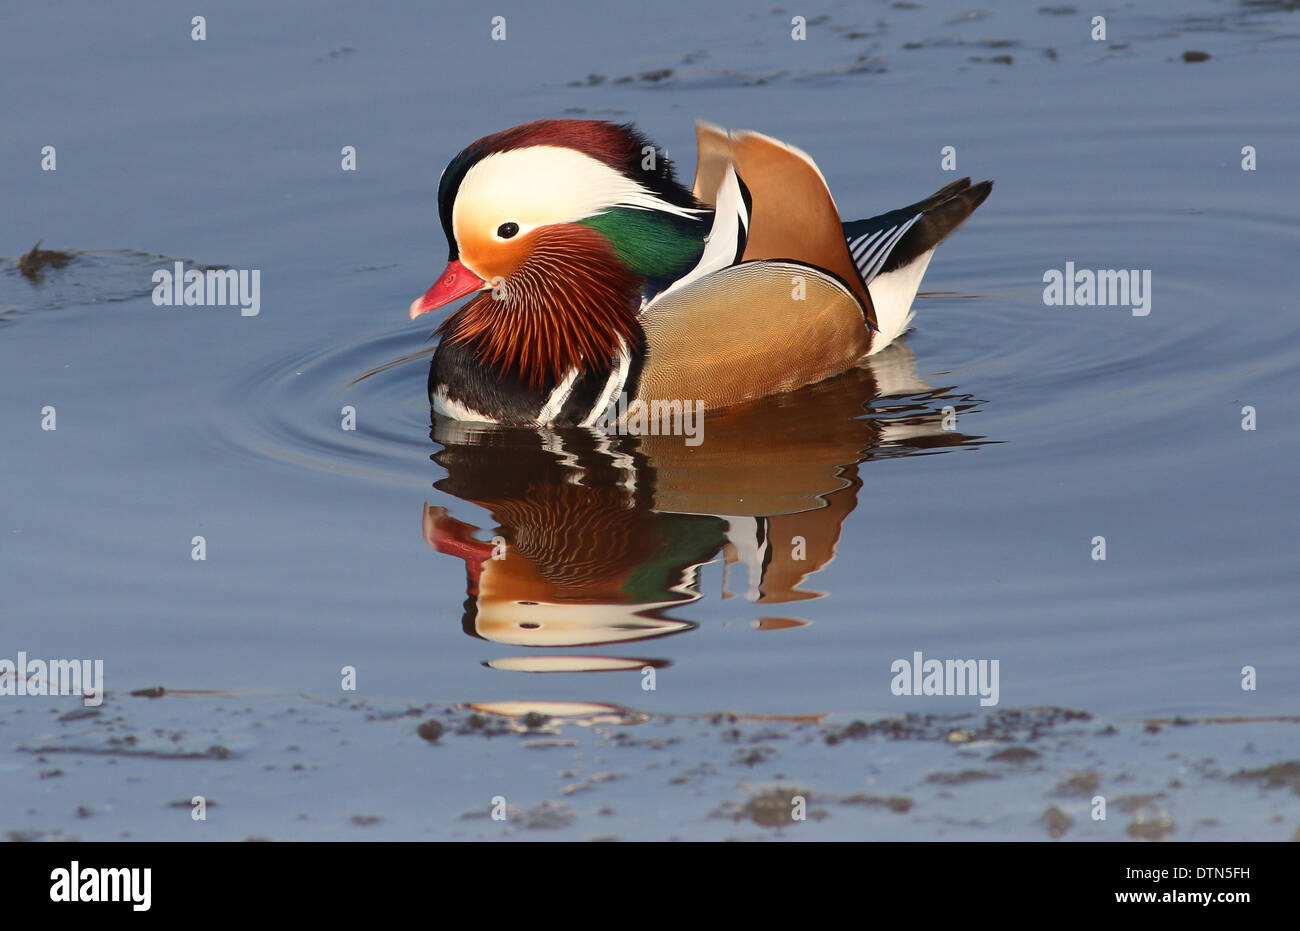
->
[[432, 385, 499, 423], [536, 367, 579, 425], [646, 164, 749, 308], [579, 338, 631, 428]]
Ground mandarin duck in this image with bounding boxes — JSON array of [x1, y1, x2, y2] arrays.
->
[[409, 119, 991, 425]]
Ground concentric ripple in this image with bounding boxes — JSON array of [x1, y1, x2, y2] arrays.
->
[[215, 326, 437, 486]]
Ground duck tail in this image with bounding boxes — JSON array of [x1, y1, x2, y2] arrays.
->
[[843, 178, 993, 351]]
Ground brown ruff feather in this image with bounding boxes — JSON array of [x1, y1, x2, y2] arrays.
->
[[486, 483, 658, 597], [437, 225, 643, 388]]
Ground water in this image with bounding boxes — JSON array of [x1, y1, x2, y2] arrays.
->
[[2, 0, 1298, 840]]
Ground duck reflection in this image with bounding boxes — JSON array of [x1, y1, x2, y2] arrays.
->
[[422, 342, 988, 672]]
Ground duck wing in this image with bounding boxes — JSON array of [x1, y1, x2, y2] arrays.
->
[[634, 124, 876, 409]]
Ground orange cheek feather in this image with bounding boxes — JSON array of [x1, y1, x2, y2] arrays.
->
[[437, 223, 643, 388], [457, 228, 536, 284]]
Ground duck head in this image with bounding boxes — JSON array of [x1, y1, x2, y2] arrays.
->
[[410, 120, 708, 388]]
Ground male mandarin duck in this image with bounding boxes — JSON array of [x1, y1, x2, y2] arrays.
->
[[409, 119, 991, 425]]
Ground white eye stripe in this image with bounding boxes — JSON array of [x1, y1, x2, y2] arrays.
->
[[455, 145, 703, 245]]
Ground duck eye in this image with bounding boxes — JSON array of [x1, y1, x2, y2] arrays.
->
[[496, 222, 520, 239]]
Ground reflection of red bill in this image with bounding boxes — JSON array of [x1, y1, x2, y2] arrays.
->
[[422, 505, 492, 591], [409, 259, 484, 320]]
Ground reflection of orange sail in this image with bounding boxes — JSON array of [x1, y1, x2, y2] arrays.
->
[[721, 481, 861, 603], [423, 342, 990, 658]]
